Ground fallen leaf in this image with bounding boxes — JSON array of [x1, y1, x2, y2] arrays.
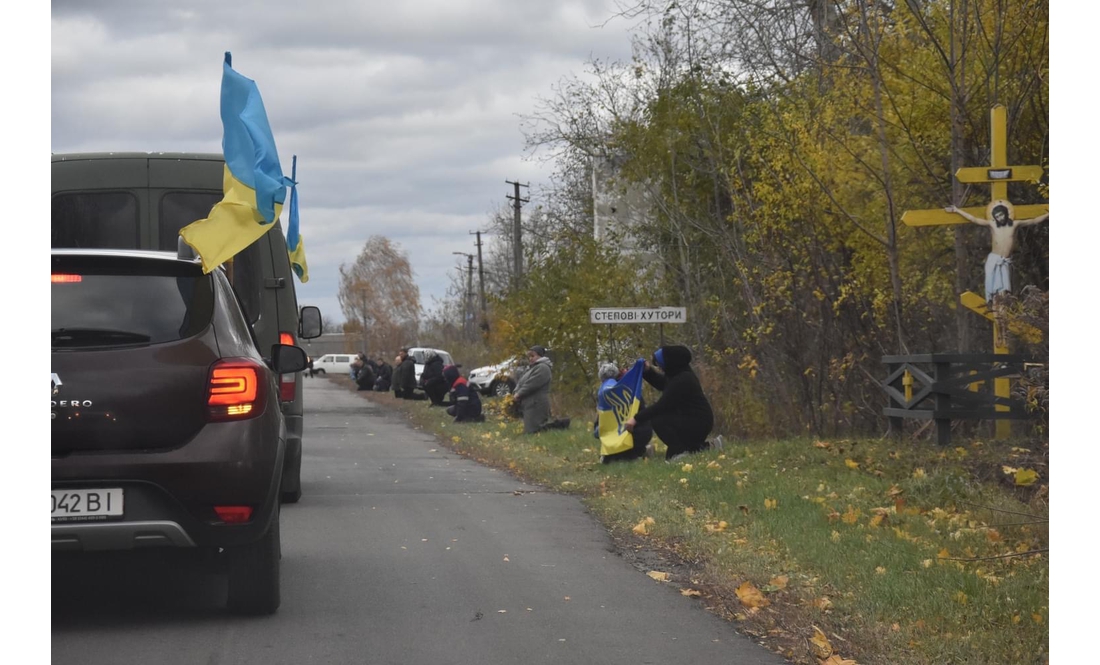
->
[[645, 516, 656, 524], [875, 566, 886, 575], [497, 610, 507, 613], [812, 596, 833, 610], [814, 440, 831, 449], [632, 521, 649, 535], [845, 459, 860, 470], [681, 463, 694, 472], [841, 505, 861, 524], [738, 505, 750, 515], [769, 575, 789, 590], [764, 498, 777, 510], [810, 626, 833, 659], [1015, 468, 1039, 486], [869, 514, 885, 528], [1032, 613, 1043, 624], [451, 436, 461, 443], [830, 531, 841, 543], [955, 591, 968, 604], [685, 507, 696, 517], [563, 596, 571, 601], [1002, 465, 1019, 475], [921, 559, 933, 568], [647, 571, 670, 582], [706, 461, 721, 469], [681, 588, 703, 597], [735, 581, 769, 608], [913, 468, 926, 479], [503, 556, 510, 562]]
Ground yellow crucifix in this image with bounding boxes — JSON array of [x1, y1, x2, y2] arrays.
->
[[901, 105, 1048, 439]]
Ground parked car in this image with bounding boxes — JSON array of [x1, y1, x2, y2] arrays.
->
[[468, 358, 520, 397], [52, 152, 321, 504], [51, 248, 316, 615], [311, 353, 357, 375], [406, 347, 455, 383]]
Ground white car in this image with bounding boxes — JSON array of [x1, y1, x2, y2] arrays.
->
[[406, 347, 454, 383], [311, 353, 356, 375], [468, 359, 519, 397]]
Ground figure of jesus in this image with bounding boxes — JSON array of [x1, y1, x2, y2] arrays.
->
[[944, 199, 1048, 303]]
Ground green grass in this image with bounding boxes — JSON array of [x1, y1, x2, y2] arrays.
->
[[359, 385, 1048, 664]]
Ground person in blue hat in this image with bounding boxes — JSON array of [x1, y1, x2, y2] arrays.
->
[[625, 345, 721, 461]]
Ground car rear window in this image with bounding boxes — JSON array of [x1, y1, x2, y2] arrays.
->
[[52, 256, 214, 349], [51, 192, 140, 249]]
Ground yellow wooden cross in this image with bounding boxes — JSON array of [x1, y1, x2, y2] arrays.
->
[[901, 105, 1047, 440]]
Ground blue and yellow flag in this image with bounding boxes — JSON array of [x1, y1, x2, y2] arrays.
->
[[180, 52, 293, 274], [286, 155, 308, 282], [597, 358, 646, 456]]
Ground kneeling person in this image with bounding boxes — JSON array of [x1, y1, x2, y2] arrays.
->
[[443, 365, 484, 423]]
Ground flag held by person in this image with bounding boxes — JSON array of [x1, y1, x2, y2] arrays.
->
[[180, 52, 293, 273], [597, 358, 645, 456], [286, 155, 308, 282]]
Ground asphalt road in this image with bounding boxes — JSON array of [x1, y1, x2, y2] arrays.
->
[[52, 378, 786, 665]]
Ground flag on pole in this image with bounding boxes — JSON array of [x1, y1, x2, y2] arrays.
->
[[597, 358, 646, 456], [286, 155, 308, 282], [180, 52, 293, 273]]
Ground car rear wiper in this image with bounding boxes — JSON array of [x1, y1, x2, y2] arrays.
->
[[51, 328, 152, 347]]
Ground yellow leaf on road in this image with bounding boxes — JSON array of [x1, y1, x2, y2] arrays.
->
[[647, 571, 670, 582], [810, 626, 833, 659], [735, 581, 769, 608]]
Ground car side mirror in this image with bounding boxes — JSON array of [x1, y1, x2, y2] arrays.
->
[[299, 306, 322, 339], [271, 344, 309, 374]]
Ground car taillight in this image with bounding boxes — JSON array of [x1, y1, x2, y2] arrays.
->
[[278, 331, 297, 402], [207, 358, 266, 421], [214, 506, 253, 523], [51, 274, 83, 283]]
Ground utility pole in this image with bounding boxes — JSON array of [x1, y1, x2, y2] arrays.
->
[[505, 180, 529, 290], [470, 230, 487, 320], [452, 252, 476, 340]]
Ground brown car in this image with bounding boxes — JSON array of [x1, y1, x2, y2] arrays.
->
[[51, 248, 319, 615]]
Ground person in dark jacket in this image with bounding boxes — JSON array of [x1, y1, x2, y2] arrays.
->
[[443, 364, 484, 422], [625, 345, 721, 461], [374, 358, 393, 392], [394, 350, 418, 399], [419, 352, 448, 405], [355, 356, 376, 391]]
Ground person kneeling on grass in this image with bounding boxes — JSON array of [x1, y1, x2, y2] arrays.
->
[[594, 362, 650, 464], [443, 364, 484, 423], [624, 345, 722, 462]]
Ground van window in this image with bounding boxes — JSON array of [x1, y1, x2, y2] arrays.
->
[[52, 192, 140, 249], [335, 356, 349, 363], [158, 191, 263, 324]]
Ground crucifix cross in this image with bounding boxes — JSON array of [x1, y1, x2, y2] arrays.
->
[[902, 105, 1047, 228]]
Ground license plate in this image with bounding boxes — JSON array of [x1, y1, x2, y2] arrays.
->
[[51, 488, 124, 522]]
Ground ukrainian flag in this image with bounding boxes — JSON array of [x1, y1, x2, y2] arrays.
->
[[181, 52, 294, 274], [286, 155, 309, 282], [597, 358, 645, 456]]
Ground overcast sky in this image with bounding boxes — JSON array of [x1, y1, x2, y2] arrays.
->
[[51, 0, 636, 323]]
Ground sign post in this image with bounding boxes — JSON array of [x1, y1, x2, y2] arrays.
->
[[590, 307, 688, 352]]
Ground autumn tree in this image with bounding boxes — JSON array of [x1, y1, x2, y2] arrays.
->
[[337, 236, 421, 357]]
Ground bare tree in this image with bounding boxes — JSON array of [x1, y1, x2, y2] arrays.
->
[[337, 236, 421, 357]]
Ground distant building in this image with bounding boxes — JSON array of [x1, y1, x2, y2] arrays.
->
[[301, 333, 357, 358], [592, 154, 653, 253]]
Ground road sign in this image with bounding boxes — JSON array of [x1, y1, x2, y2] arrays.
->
[[589, 307, 687, 324]]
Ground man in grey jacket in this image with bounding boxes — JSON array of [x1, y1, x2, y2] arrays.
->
[[512, 345, 552, 434]]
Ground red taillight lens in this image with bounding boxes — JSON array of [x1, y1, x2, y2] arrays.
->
[[278, 331, 298, 403], [207, 359, 266, 421], [214, 506, 253, 523], [51, 274, 83, 283]]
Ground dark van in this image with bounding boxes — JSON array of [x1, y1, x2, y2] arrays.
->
[[52, 152, 318, 503]]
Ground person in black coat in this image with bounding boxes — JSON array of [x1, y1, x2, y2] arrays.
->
[[419, 352, 448, 405], [625, 345, 720, 461], [355, 357, 376, 391], [443, 364, 484, 422], [374, 358, 393, 392]]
